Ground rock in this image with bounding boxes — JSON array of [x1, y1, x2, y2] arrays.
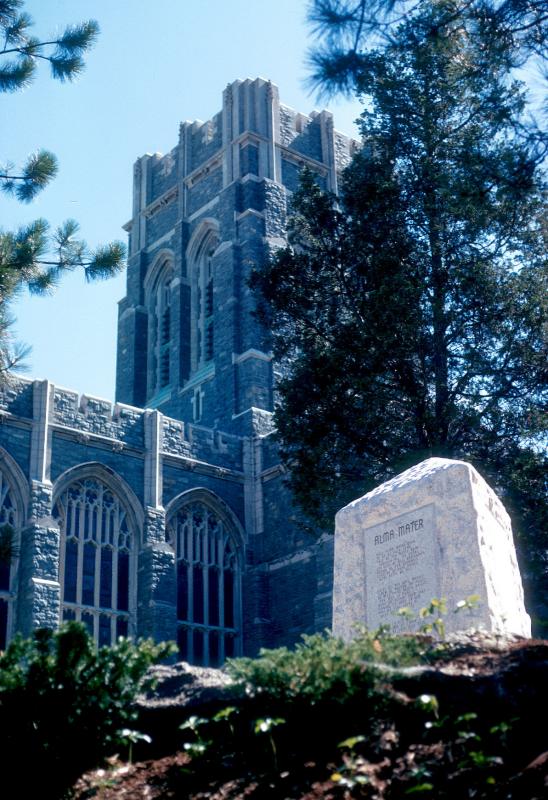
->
[[134, 661, 238, 758], [333, 458, 530, 639], [137, 661, 233, 709]]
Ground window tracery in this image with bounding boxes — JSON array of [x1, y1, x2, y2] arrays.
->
[[167, 500, 241, 666], [54, 477, 135, 646]]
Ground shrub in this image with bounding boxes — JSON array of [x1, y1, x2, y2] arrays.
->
[[227, 627, 429, 703], [0, 622, 174, 799]]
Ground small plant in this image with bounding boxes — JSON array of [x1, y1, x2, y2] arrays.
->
[[212, 705, 239, 738], [454, 594, 482, 615], [419, 598, 448, 638], [397, 595, 483, 640], [180, 715, 211, 758], [331, 735, 369, 790], [254, 716, 285, 771], [119, 728, 152, 764], [416, 693, 439, 718]]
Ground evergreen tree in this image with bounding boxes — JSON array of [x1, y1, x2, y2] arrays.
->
[[307, 0, 548, 97], [0, 1, 125, 373], [252, 0, 547, 625]]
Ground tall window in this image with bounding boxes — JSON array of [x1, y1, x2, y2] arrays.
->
[[0, 468, 19, 650], [153, 264, 173, 393], [167, 500, 241, 666], [196, 241, 216, 368], [54, 478, 135, 646]]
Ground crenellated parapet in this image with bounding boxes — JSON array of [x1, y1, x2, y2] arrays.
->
[[0, 377, 245, 479], [52, 387, 146, 449], [162, 417, 242, 470], [0, 376, 34, 418]]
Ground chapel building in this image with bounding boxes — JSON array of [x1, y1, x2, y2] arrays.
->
[[0, 79, 357, 664]]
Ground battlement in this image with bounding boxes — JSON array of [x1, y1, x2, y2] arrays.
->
[[0, 376, 34, 418], [0, 377, 243, 470], [52, 386, 145, 449]]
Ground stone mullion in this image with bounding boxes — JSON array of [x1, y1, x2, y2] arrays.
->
[[218, 530, 226, 663], [187, 518, 195, 663], [235, 558, 243, 655], [58, 524, 67, 619], [203, 518, 210, 665], [112, 532, 119, 617], [93, 512, 101, 614], [76, 501, 85, 609], [96, 488, 105, 613], [0, 473, 16, 644], [217, 527, 225, 664]]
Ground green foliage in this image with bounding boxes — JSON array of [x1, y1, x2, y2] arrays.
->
[[0, 149, 58, 202], [0, 218, 125, 301], [253, 717, 286, 771], [119, 728, 152, 764], [398, 595, 484, 639], [179, 714, 213, 759], [252, 0, 547, 627], [163, 631, 432, 790], [227, 628, 427, 704], [0, 1, 97, 198], [455, 594, 482, 614], [0, 1, 98, 91], [306, 0, 548, 98], [417, 707, 518, 794], [164, 630, 535, 798], [325, 686, 523, 797], [0, 622, 175, 799]]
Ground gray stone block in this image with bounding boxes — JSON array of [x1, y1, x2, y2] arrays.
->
[[333, 458, 531, 640]]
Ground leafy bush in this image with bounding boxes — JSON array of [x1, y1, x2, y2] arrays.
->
[[0, 622, 174, 799], [228, 627, 429, 702]]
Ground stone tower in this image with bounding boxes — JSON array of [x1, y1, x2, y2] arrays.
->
[[116, 77, 357, 435]]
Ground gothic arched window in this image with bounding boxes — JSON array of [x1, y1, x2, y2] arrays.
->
[[151, 261, 173, 395], [167, 500, 241, 666], [194, 235, 217, 370], [54, 477, 135, 646], [0, 468, 20, 650]]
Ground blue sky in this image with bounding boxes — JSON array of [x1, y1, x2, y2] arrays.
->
[[3, 0, 363, 400]]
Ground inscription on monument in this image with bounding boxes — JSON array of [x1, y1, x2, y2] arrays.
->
[[364, 504, 437, 632]]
